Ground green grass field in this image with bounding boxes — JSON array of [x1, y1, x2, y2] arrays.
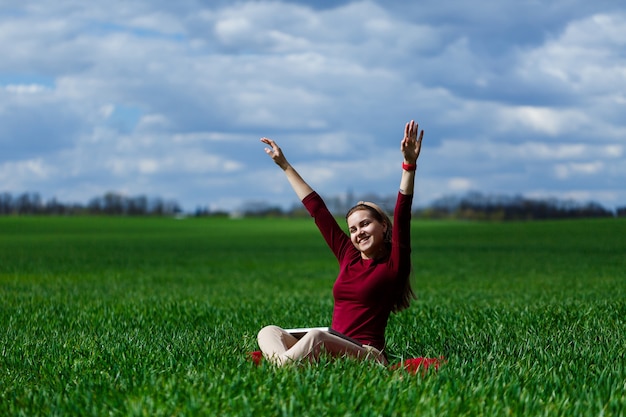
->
[[1, 216, 625, 416]]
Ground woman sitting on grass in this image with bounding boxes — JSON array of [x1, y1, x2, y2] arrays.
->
[[257, 120, 424, 366]]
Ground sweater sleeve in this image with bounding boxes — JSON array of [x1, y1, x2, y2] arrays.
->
[[302, 192, 352, 262], [390, 192, 413, 279]]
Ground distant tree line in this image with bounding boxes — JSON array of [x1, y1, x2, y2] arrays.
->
[[2, 190, 625, 220], [0, 191, 181, 216], [242, 191, 625, 220], [419, 191, 619, 220]]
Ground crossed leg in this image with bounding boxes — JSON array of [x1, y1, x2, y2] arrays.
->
[[257, 325, 387, 366]]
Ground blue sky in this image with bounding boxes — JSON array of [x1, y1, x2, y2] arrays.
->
[[1, 1, 625, 212]]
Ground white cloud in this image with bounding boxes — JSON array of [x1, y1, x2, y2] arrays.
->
[[99, 104, 115, 118], [5, 84, 50, 94], [554, 161, 605, 179], [448, 177, 473, 192], [432, 139, 622, 166], [496, 106, 591, 137], [0, 159, 54, 190], [517, 13, 626, 94]]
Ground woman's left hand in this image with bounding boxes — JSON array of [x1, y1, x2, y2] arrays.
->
[[401, 120, 424, 164]]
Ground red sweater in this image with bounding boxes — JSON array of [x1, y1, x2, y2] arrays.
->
[[302, 191, 413, 350]]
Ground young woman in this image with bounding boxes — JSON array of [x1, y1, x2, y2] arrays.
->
[[257, 120, 424, 366]]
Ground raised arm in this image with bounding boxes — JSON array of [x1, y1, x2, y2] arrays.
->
[[260, 137, 314, 201], [399, 120, 424, 196]]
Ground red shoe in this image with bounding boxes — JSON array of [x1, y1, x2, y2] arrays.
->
[[248, 350, 264, 366], [391, 356, 445, 375]]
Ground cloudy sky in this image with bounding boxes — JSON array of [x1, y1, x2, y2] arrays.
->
[[1, 0, 625, 212]]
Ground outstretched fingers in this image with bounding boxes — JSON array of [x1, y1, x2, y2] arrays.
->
[[401, 120, 415, 149], [401, 120, 424, 162], [415, 128, 424, 159], [260, 137, 275, 148], [410, 120, 420, 141], [260, 137, 279, 156], [403, 120, 419, 145], [261, 137, 291, 169]]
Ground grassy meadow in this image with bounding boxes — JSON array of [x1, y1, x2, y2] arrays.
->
[[1, 215, 625, 416]]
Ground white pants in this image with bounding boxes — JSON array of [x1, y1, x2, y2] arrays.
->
[[257, 325, 388, 367]]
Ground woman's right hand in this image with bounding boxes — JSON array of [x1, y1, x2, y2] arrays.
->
[[260, 137, 314, 199], [261, 137, 290, 170]]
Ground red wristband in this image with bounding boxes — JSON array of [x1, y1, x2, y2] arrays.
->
[[402, 162, 416, 171]]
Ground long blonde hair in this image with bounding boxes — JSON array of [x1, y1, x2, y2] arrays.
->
[[346, 201, 416, 312]]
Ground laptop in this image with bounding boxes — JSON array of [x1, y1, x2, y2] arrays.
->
[[284, 326, 363, 347]]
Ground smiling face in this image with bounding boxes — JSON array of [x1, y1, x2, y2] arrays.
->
[[347, 208, 388, 260]]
